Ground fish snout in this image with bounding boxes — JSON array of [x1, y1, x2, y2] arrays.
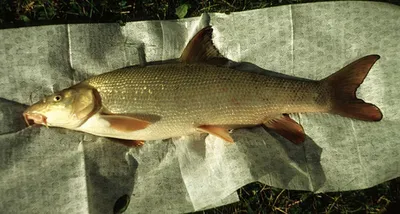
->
[[23, 111, 48, 127]]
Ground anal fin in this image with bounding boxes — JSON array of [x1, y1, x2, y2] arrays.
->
[[197, 125, 234, 143], [264, 114, 305, 144]]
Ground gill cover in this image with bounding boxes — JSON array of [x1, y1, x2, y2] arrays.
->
[[71, 86, 101, 122]]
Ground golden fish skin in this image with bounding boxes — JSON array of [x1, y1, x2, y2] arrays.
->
[[76, 54, 381, 143], [77, 63, 323, 138]]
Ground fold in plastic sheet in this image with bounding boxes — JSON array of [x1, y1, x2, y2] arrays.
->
[[1, 1, 399, 213]]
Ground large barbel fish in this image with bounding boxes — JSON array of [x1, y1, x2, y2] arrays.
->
[[23, 26, 383, 146]]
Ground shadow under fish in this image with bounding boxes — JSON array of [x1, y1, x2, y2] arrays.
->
[[0, 98, 29, 135]]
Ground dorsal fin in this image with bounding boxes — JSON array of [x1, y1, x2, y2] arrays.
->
[[179, 26, 226, 63]]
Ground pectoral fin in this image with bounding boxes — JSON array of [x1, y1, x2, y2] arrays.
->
[[264, 114, 305, 144], [113, 139, 145, 147], [101, 115, 151, 132], [197, 125, 234, 143]]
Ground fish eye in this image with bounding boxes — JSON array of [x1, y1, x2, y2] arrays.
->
[[53, 95, 62, 102]]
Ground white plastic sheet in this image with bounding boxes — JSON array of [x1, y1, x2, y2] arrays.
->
[[1, 1, 399, 213]]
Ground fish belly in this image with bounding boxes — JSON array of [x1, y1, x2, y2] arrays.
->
[[75, 113, 199, 140]]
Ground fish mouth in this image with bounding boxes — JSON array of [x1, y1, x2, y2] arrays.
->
[[23, 112, 48, 127]]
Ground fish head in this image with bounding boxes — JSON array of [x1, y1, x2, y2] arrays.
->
[[23, 86, 100, 129]]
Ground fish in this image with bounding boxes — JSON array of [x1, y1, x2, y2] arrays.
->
[[23, 26, 383, 146]]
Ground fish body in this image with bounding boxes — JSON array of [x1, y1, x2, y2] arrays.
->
[[74, 63, 325, 140], [23, 27, 383, 145]]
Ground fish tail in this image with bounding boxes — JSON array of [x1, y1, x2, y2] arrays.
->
[[322, 55, 383, 121]]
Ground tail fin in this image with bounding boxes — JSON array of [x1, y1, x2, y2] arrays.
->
[[322, 55, 383, 121]]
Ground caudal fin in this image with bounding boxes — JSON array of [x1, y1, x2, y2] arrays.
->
[[322, 55, 383, 121]]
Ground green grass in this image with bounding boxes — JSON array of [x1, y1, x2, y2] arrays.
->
[[2, 0, 400, 213], [1, 0, 400, 28], [198, 179, 400, 213]]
